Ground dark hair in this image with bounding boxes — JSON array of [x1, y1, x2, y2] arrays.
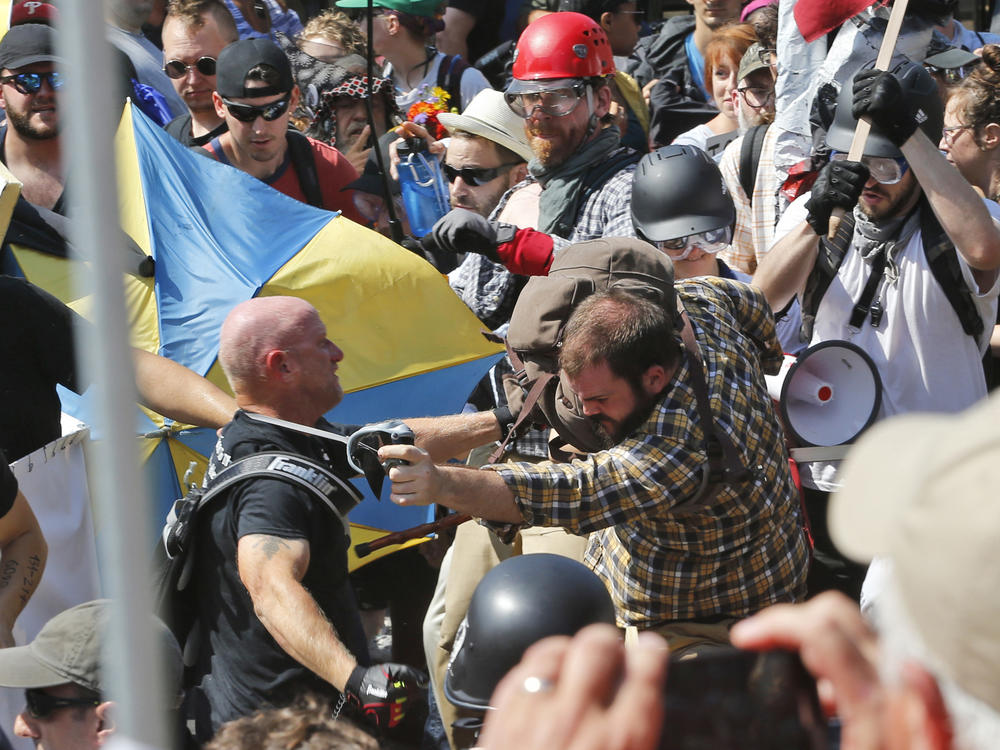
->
[[556, 0, 634, 21], [245, 63, 283, 87], [747, 4, 778, 50], [165, 0, 239, 42], [559, 289, 680, 387], [385, 7, 445, 42], [955, 44, 1000, 145]]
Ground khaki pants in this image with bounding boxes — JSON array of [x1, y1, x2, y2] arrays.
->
[[645, 618, 737, 660]]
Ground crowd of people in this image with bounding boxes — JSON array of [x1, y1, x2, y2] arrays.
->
[[2, 0, 1000, 748]]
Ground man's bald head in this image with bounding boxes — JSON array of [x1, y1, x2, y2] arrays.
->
[[219, 296, 319, 392]]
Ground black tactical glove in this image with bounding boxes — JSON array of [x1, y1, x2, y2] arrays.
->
[[344, 662, 428, 731], [423, 208, 517, 263], [851, 69, 921, 147], [804, 160, 870, 236]]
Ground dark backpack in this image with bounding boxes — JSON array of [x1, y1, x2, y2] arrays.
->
[[799, 197, 984, 345], [493, 238, 747, 496], [152, 451, 362, 652], [436, 53, 471, 113], [738, 123, 770, 204]]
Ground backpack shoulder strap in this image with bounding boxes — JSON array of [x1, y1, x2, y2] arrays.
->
[[436, 53, 470, 112], [739, 123, 769, 202], [580, 149, 642, 207], [486, 341, 554, 464], [286, 130, 325, 209], [197, 451, 361, 520], [675, 299, 748, 510], [919, 200, 985, 341], [798, 210, 855, 343]]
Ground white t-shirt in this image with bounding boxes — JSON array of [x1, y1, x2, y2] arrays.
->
[[773, 195, 1000, 488], [388, 53, 490, 115]]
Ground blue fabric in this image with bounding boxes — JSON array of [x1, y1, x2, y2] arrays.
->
[[684, 32, 710, 102]]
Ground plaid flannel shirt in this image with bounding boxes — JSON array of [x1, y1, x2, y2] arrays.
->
[[485, 277, 809, 627], [550, 154, 638, 254]]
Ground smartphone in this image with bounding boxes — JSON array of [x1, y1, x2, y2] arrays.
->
[[660, 648, 829, 750]]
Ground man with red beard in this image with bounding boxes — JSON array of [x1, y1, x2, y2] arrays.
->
[[755, 60, 1000, 599], [0, 24, 63, 212], [422, 12, 640, 276]]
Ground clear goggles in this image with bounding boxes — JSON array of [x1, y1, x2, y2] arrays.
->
[[654, 226, 733, 260], [504, 79, 588, 119], [830, 151, 910, 185]]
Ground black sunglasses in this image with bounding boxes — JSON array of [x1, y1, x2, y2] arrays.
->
[[442, 162, 519, 187], [0, 71, 63, 95], [221, 95, 291, 122], [163, 56, 217, 79], [25, 689, 100, 719]]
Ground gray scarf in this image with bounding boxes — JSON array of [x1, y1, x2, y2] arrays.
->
[[529, 126, 621, 238], [852, 205, 921, 284]]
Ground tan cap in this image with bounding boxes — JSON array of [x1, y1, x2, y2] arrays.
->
[[830, 393, 1000, 712], [437, 89, 534, 163]]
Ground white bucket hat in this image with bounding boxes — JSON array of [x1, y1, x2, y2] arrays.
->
[[437, 89, 534, 163]]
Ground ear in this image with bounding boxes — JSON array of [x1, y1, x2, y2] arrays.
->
[[96, 701, 117, 745], [263, 349, 291, 378], [641, 363, 670, 396], [212, 90, 226, 119], [599, 10, 615, 32], [594, 83, 613, 119], [897, 661, 953, 750], [509, 162, 528, 185], [980, 122, 1000, 151], [385, 12, 399, 35], [289, 84, 301, 111]]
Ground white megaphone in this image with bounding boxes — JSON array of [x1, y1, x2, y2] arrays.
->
[[764, 340, 882, 448]]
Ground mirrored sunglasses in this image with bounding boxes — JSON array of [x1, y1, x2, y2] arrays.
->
[[830, 151, 909, 185], [163, 56, 217, 79], [25, 689, 100, 720], [924, 63, 975, 84], [504, 83, 586, 119], [222, 95, 291, 122], [655, 226, 733, 260], [443, 162, 519, 187], [0, 71, 62, 95]]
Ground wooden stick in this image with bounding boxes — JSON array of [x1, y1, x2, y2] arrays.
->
[[827, 0, 910, 239], [353, 513, 471, 558]]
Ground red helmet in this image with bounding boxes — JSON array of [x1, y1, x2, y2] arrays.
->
[[511, 12, 615, 82]]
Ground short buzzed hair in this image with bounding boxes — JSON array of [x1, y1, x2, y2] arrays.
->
[[165, 0, 239, 43]]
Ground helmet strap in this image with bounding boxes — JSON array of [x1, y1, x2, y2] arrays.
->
[[583, 84, 599, 140]]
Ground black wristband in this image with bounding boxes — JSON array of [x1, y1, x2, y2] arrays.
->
[[492, 405, 516, 436]]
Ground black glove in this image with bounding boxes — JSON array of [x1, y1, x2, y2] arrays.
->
[[804, 160, 870, 236], [344, 663, 428, 731], [423, 208, 517, 263], [851, 69, 921, 147]]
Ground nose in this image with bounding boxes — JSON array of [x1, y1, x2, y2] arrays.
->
[[14, 712, 36, 739], [328, 340, 343, 363]]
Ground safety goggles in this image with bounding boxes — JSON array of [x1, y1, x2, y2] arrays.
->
[[654, 226, 732, 260], [830, 151, 910, 185], [25, 689, 100, 720], [443, 162, 519, 187], [504, 81, 587, 119], [0, 71, 62, 95], [221, 95, 291, 122], [163, 56, 217, 79]]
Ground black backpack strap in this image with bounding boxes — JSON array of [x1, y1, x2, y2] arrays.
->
[[286, 130, 325, 209], [799, 210, 854, 343], [580, 149, 642, 208], [163, 451, 361, 558], [436, 53, 470, 112], [919, 200, 985, 341], [674, 300, 748, 508], [739, 123, 769, 203]]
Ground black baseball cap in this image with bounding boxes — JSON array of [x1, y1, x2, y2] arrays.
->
[[215, 38, 294, 99], [0, 23, 61, 71]]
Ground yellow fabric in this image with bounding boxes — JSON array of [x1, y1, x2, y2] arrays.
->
[[614, 70, 650, 136]]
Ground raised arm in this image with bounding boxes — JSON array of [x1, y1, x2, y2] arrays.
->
[[132, 348, 236, 429]]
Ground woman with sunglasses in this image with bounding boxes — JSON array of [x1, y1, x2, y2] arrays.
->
[[671, 23, 756, 161], [334, 0, 489, 114]]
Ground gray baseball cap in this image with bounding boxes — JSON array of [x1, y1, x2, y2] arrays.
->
[[0, 600, 182, 698]]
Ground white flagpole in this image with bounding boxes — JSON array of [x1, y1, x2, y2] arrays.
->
[[57, 2, 170, 747]]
